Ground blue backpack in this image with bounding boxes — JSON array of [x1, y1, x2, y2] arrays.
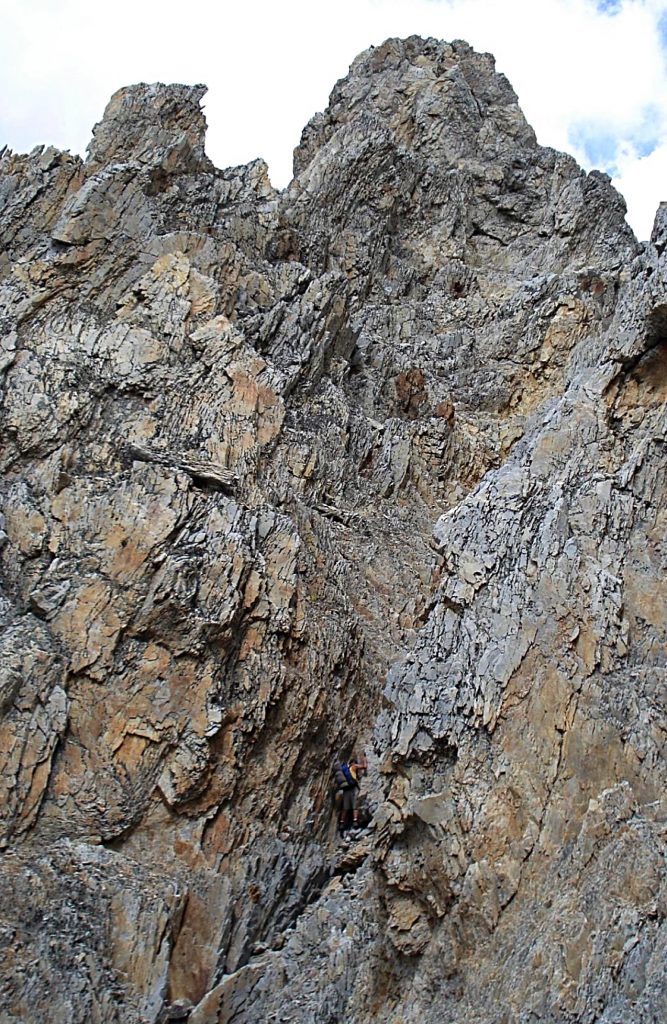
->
[[332, 761, 356, 790]]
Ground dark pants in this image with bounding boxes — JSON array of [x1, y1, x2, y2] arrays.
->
[[338, 786, 359, 829]]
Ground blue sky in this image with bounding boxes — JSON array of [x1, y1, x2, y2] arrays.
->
[[2, 0, 667, 239], [571, 103, 663, 170]]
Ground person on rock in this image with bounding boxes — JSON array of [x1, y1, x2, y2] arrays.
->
[[332, 753, 367, 838]]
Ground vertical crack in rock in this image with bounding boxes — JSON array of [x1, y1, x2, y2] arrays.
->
[[0, 35, 665, 1024]]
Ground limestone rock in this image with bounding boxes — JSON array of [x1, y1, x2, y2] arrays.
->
[[0, 34, 664, 1024]]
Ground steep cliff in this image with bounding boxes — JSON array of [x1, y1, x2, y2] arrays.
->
[[0, 36, 665, 1024]]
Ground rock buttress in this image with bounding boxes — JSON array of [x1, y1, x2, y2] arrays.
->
[[0, 35, 664, 1024]]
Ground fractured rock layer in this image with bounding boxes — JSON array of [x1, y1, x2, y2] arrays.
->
[[0, 35, 665, 1024]]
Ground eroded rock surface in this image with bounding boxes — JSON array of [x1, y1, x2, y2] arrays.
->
[[0, 37, 664, 1024]]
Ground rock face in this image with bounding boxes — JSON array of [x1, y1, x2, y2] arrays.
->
[[0, 36, 665, 1024]]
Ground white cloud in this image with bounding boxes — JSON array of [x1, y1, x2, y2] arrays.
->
[[2, 0, 666, 238], [614, 139, 667, 237]]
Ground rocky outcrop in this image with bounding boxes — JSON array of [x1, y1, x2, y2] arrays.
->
[[0, 37, 664, 1024]]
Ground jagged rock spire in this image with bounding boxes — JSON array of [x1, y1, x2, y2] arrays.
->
[[0, 37, 665, 1024]]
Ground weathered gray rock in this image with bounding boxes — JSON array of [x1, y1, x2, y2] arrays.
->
[[0, 35, 664, 1024]]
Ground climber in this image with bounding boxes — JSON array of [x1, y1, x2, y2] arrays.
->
[[332, 753, 367, 837]]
